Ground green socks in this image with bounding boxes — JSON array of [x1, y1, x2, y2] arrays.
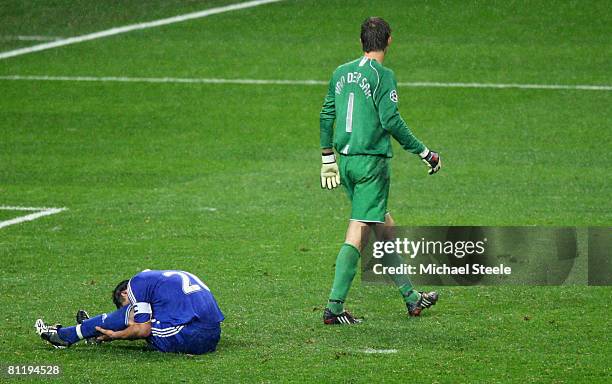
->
[[327, 243, 361, 314], [399, 283, 420, 304], [382, 252, 420, 304], [326, 245, 419, 314]]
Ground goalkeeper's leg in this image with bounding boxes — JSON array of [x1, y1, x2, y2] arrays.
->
[[374, 214, 420, 302], [374, 213, 438, 316], [325, 220, 372, 317]]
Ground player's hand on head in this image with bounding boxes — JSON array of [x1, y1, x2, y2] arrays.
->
[[321, 153, 341, 190], [420, 148, 441, 175]]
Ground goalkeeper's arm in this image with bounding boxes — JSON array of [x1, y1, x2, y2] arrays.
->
[[376, 70, 441, 175], [320, 77, 340, 189], [382, 112, 441, 175]]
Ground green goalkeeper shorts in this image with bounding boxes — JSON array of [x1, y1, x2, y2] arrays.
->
[[339, 154, 390, 223]]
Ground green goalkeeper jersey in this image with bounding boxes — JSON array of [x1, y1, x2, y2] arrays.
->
[[320, 56, 425, 157]]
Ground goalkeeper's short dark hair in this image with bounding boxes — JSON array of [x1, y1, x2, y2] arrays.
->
[[360, 17, 391, 52], [112, 279, 129, 308]]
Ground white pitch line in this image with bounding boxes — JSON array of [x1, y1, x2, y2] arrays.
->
[[0, 75, 325, 86], [0, 206, 67, 229], [1, 35, 63, 41], [360, 348, 398, 354], [0, 206, 64, 211], [0, 74, 610, 91], [400, 81, 612, 91], [0, 0, 283, 60]]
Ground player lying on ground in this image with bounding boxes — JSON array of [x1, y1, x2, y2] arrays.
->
[[35, 269, 224, 354], [319, 17, 441, 324]]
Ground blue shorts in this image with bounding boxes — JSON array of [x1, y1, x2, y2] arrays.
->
[[147, 320, 221, 355]]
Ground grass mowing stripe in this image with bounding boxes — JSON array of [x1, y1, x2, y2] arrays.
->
[[0, 0, 283, 60], [1, 74, 611, 91]]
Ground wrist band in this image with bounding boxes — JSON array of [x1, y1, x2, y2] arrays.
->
[[322, 154, 336, 164], [419, 148, 430, 159]]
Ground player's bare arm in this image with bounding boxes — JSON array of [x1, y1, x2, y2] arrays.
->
[[95, 308, 151, 341], [96, 323, 151, 341]]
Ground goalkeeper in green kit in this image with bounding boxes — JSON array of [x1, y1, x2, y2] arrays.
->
[[320, 17, 441, 325]]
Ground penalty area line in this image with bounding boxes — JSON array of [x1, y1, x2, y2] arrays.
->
[[0, 0, 284, 60], [0, 206, 68, 229], [0, 75, 610, 91]]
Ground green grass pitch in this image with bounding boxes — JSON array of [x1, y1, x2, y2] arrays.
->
[[0, 0, 610, 382]]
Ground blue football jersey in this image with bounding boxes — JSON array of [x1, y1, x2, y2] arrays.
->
[[126, 269, 224, 327]]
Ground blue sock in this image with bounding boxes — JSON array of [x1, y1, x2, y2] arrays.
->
[[57, 305, 131, 344]]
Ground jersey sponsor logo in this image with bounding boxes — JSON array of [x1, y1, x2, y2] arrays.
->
[[390, 90, 398, 103], [335, 71, 372, 98]]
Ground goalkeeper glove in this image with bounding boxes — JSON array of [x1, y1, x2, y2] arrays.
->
[[321, 153, 340, 190], [420, 148, 441, 175]]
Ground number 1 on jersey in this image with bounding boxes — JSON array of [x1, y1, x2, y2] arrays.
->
[[346, 92, 354, 133]]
